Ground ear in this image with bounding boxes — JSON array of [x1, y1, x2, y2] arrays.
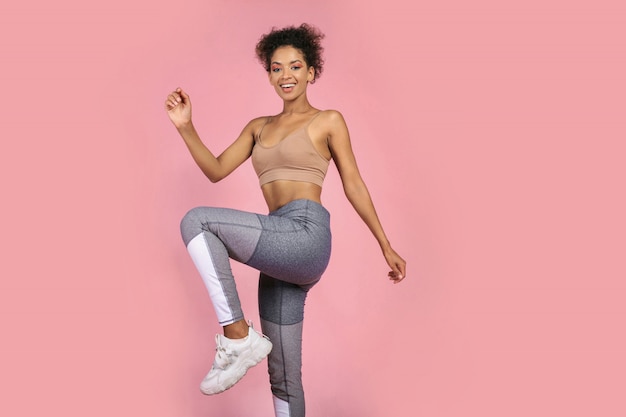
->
[[268, 70, 273, 84], [307, 66, 315, 82]]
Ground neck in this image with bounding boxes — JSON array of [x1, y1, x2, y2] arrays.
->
[[281, 94, 313, 115]]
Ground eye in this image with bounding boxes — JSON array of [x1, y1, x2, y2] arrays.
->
[[272, 67, 281, 73], [291, 65, 302, 70]]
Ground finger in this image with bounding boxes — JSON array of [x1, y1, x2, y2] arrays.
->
[[171, 88, 189, 105], [389, 265, 406, 284], [392, 262, 405, 279], [170, 92, 182, 103], [165, 98, 176, 110], [397, 262, 406, 280], [390, 274, 404, 284], [165, 99, 178, 111], [178, 88, 190, 102], [165, 93, 181, 109], [388, 270, 402, 282]]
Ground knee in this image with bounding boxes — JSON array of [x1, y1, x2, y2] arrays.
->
[[180, 207, 207, 246]]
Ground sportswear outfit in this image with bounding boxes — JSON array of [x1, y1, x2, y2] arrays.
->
[[180, 112, 330, 417]]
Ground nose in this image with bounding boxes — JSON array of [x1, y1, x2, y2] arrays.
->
[[280, 67, 293, 80]]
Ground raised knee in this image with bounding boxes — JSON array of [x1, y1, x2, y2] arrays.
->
[[180, 207, 207, 246]]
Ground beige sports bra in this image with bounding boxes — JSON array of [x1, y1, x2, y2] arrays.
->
[[251, 112, 330, 187]]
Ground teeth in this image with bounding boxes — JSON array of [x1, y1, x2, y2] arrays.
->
[[281, 84, 295, 88]]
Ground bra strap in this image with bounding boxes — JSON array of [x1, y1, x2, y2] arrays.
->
[[256, 116, 272, 142], [305, 111, 323, 128]]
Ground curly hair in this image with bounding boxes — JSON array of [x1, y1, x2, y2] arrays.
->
[[255, 23, 325, 83]]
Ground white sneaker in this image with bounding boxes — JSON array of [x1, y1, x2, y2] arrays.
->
[[200, 322, 273, 395]]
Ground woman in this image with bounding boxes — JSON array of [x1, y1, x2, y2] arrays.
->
[[165, 23, 406, 417]]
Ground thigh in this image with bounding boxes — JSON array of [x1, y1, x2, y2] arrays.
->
[[180, 206, 264, 264], [248, 214, 331, 284], [181, 205, 330, 284], [258, 273, 307, 324]]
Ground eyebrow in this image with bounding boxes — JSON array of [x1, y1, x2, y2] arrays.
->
[[271, 60, 304, 66]]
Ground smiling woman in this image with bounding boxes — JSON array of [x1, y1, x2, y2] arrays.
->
[[255, 23, 325, 83], [269, 50, 313, 96], [164, 23, 406, 417]]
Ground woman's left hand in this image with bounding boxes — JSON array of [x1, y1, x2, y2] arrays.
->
[[384, 248, 406, 284]]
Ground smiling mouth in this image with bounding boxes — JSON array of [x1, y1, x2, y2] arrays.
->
[[280, 84, 296, 88]]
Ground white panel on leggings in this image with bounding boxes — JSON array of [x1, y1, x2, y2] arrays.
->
[[273, 395, 290, 417], [187, 234, 233, 325]]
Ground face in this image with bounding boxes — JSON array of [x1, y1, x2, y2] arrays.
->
[[268, 46, 315, 99]]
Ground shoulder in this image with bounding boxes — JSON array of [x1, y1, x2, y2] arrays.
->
[[246, 116, 271, 129], [240, 116, 271, 137], [314, 110, 348, 135], [315, 110, 349, 141], [317, 109, 345, 124]]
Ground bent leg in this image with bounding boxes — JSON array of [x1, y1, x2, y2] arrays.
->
[[259, 273, 309, 417], [185, 232, 244, 325], [180, 203, 329, 325], [181, 206, 264, 325]]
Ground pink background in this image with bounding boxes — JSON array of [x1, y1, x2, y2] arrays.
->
[[1, 0, 625, 416]]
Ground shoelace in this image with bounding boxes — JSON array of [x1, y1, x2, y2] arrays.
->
[[212, 336, 237, 370]]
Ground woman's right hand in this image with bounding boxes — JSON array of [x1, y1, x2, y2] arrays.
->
[[165, 88, 192, 128]]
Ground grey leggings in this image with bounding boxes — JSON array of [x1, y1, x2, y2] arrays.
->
[[180, 199, 332, 417]]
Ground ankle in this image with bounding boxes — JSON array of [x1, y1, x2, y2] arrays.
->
[[223, 319, 249, 339]]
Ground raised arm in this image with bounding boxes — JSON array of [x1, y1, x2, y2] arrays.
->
[[165, 88, 258, 182], [325, 110, 407, 283]]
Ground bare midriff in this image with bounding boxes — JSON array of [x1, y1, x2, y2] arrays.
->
[[261, 180, 323, 212]]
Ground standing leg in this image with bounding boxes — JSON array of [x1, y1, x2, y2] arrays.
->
[[259, 273, 311, 417]]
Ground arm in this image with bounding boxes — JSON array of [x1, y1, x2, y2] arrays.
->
[[165, 88, 256, 182], [326, 110, 407, 283]]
